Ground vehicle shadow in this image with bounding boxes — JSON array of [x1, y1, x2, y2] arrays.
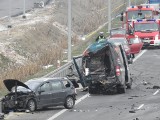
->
[[35, 106, 64, 112]]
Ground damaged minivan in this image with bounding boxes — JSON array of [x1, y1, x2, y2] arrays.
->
[[1, 77, 77, 113], [73, 39, 132, 94]]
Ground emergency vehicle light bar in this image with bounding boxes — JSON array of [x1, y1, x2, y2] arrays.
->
[[136, 19, 156, 22], [146, 19, 156, 22], [137, 20, 143, 22]]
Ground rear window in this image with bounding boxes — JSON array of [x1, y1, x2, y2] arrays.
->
[[62, 80, 71, 88]]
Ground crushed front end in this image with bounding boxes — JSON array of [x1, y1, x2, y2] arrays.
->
[[1, 92, 34, 113]]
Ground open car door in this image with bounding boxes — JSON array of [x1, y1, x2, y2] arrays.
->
[[129, 37, 143, 55]]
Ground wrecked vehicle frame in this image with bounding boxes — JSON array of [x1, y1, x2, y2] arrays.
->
[[73, 40, 132, 94]]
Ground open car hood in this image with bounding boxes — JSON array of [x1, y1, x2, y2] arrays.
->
[[3, 79, 30, 92]]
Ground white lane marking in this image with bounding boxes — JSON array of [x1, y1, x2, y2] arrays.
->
[[0, 16, 8, 20], [133, 50, 147, 63], [75, 93, 90, 105], [47, 93, 89, 120], [137, 104, 144, 110], [153, 89, 160, 95]]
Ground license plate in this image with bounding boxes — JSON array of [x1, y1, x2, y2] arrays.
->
[[143, 40, 150, 43]]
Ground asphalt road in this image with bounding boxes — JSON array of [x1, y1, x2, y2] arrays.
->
[[3, 48, 160, 120], [0, 0, 49, 18]]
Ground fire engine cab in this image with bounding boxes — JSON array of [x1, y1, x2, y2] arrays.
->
[[128, 19, 160, 47], [120, 5, 156, 29]]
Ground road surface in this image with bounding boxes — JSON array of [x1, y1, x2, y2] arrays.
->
[[2, 48, 160, 120], [0, 0, 49, 18]]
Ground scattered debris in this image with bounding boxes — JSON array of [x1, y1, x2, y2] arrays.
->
[[25, 110, 30, 113], [129, 104, 136, 113], [153, 85, 160, 89], [128, 97, 133, 99], [131, 95, 139, 97], [133, 118, 139, 120], [143, 81, 148, 85], [0, 113, 4, 120]]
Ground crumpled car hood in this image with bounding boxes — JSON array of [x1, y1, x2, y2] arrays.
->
[[3, 79, 30, 92]]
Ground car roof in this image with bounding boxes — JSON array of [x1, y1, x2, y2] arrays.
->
[[109, 37, 127, 40], [28, 77, 69, 83]]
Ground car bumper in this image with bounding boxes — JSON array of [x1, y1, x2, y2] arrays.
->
[[143, 40, 160, 47]]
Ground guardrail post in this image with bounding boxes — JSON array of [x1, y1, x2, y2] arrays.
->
[[68, 0, 72, 62]]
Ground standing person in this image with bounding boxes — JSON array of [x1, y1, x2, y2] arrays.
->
[[96, 32, 106, 42]]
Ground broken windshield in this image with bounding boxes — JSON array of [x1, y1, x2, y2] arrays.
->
[[134, 23, 158, 31], [127, 10, 152, 20]]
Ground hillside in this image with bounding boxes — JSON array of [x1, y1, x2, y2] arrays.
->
[[0, 0, 145, 91]]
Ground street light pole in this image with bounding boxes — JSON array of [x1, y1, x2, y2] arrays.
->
[[8, 0, 12, 28], [68, 0, 72, 62], [108, 0, 111, 33], [22, 0, 26, 18], [129, 0, 131, 7], [135, 0, 137, 5]]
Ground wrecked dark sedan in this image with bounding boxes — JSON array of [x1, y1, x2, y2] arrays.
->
[[1, 77, 77, 113]]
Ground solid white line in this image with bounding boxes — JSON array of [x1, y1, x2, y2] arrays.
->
[[137, 104, 144, 110], [75, 93, 90, 105], [47, 93, 89, 120], [133, 50, 147, 63], [0, 16, 8, 20], [153, 89, 159, 95]]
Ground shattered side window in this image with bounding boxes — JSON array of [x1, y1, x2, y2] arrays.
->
[[40, 82, 52, 92]]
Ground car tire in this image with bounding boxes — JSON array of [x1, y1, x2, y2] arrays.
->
[[89, 86, 97, 94], [126, 83, 132, 89], [27, 99, 36, 112], [1, 102, 7, 114], [117, 84, 126, 94], [64, 96, 75, 109]]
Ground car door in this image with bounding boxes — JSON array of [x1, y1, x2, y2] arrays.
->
[[36, 82, 53, 107], [50, 80, 66, 105], [129, 37, 143, 54]]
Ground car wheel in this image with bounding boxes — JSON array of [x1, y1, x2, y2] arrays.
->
[[126, 83, 132, 89], [89, 86, 97, 94], [64, 96, 75, 109], [27, 99, 36, 112], [117, 84, 126, 94], [1, 101, 7, 114]]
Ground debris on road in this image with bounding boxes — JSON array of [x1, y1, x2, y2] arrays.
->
[[129, 104, 136, 113], [153, 85, 160, 89]]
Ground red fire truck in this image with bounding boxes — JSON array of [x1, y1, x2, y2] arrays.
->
[[120, 5, 156, 29], [128, 19, 160, 47]]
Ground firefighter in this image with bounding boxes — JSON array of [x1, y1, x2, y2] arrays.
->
[[96, 32, 106, 42]]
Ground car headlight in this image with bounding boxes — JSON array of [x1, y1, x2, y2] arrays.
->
[[155, 35, 159, 41]]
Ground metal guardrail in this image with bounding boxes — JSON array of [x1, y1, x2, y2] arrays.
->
[[43, 57, 82, 78]]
